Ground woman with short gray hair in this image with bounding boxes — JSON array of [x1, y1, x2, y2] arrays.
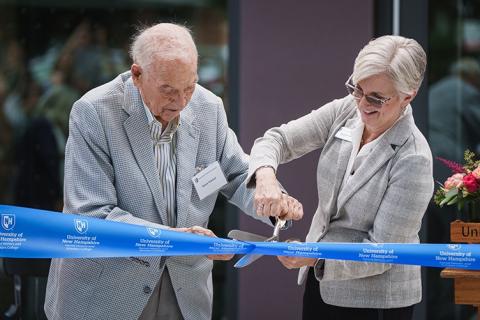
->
[[248, 35, 433, 319]]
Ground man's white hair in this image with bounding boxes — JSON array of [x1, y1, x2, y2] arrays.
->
[[129, 23, 198, 72], [352, 35, 426, 94]]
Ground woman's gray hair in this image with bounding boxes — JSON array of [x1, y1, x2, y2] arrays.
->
[[352, 35, 426, 94], [129, 23, 198, 73]]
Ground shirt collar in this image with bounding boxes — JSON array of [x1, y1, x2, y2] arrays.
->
[[141, 96, 180, 136], [142, 97, 156, 126]]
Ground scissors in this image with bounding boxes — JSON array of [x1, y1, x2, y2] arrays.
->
[[228, 218, 286, 268]]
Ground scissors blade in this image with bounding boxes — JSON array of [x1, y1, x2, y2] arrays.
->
[[233, 234, 278, 268], [231, 219, 285, 268], [227, 229, 269, 242], [234, 253, 264, 268]]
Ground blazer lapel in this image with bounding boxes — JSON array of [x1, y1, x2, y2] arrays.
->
[[336, 109, 414, 210], [122, 79, 168, 225], [333, 117, 358, 198], [175, 105, 199, 228], [331, 118, 357, 202]]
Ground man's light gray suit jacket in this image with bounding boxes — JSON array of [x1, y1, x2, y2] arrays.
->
[[44, 71, 266, 320], [248, 96, 434, 309]]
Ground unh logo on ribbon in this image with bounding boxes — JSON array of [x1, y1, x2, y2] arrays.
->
[[447, 244, 462, 250], [147, 227, 161, 238], [74, 219, 88, 234], [1, 214, 15, 231]]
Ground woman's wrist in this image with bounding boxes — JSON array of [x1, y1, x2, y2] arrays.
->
[[255, 165, 275, 181]]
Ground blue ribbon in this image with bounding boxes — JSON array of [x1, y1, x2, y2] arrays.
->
[[1, 205, 480, 270], [0, 205, 253, 258], [253, 241, 480, 270]]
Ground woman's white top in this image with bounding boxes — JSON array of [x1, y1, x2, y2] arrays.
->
[[340, 107, 410, 190]]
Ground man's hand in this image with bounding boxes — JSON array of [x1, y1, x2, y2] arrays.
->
[[187, 226, 234, 261]]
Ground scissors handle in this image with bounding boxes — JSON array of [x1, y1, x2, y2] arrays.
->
[[272, 218, 286, 239], [227, 229, 269, 242]]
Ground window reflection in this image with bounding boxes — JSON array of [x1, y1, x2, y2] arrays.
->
[[429, 58, 480, 162], [428, 1, 480, 319], [0, 3, 228, 319]]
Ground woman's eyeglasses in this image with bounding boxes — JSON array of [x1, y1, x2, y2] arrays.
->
[[345, 75, 391, 107]]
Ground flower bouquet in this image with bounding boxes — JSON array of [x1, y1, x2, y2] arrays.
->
[[434, 150, 480, 217], [434, 150, 480, 243], [435, 153, 480, 305]]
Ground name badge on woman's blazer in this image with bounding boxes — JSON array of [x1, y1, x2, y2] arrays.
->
[[335, 127, 352, 142]]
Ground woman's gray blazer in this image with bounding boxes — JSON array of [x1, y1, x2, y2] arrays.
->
[[248, 96, 434, 308]]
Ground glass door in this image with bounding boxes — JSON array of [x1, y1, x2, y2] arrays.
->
[[428, 1, 480, 319]]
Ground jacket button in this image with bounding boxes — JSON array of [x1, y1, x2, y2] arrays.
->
[[143, 286, 152, 294]]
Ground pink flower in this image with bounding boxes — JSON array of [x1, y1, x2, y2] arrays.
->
[[436, 157, 466, 174], [473, 166, 480, 179], [463, 174, 479, 193], [444, 173, 465, 190]]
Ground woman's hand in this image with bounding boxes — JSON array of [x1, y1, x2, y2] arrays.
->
[[277, 239, 317, 269], [254, 167, 304, 221], [277, 256, 317, 269], [254, 166, 284, 217], [280, 194, 304, 221]]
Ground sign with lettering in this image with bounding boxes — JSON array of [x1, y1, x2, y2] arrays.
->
[[450, 220, 480, 243]]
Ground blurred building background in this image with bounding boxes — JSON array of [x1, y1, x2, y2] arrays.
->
[[0, 0, 478, 319]]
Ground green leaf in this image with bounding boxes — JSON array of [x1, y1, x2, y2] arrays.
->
[[439, 188, 458, 206], [445, 188, 458, 198], [447, 197, 458, 205]]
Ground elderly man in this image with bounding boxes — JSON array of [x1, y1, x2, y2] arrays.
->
[[44, 23, 303, 320]]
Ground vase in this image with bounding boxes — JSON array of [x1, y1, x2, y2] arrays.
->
[[457, 201, 480, 223]]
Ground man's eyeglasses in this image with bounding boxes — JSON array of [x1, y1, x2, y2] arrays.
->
[[345, 75, 391, 107]]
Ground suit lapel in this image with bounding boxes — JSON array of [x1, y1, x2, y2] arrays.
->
[[331, 118, 357, 201], [336, 109, 413, 210], [175, 105, 199, 228], [334, 125, 354, 190], [122, 79, 168, 225], [336, 139, 396, 211]]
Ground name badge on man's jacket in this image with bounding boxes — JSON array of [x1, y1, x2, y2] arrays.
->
[[192, 161, 227, 200]]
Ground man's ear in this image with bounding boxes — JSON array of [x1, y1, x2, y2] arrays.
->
[[131, 64, 142, 81]]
